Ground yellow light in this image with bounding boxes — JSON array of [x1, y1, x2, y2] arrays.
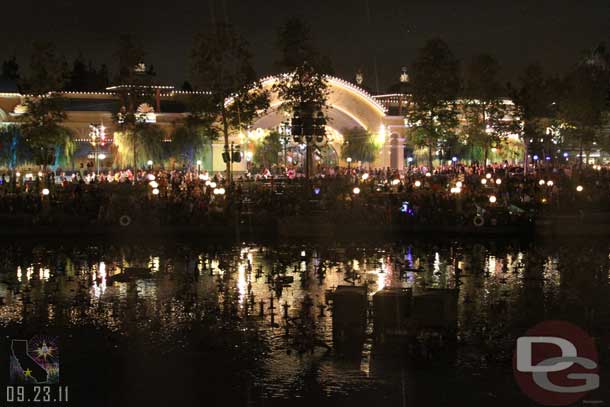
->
[[199, 174, 208, 181], [450, 187, 461, 194], [486, 173, 492, 179], [353, 187, 361, 194], [495, 178, 502, 185], [42, 188, 50, 196], [539, 179, 545, 185], [481, 179, 487, 185], [391, 179, 400, 186], [149, 181, 159, 189], [425, 172, 432, 177], [210, 182, 217, 188], [576, 185, 583, 192], [414, 180, 422, 187], [152, 188, 160, 195], [147, 174, 156, 181], [362, 173, 369, 180], [489, 195, 497, 203], [546, 180, 554, 187], [38, 171, 43, 177], [456, 181, 463, 188], [541, 198, 547, 203], [98, 153, 106, 160]]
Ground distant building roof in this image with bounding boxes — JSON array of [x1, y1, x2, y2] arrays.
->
[[63, 98, 119, 112]]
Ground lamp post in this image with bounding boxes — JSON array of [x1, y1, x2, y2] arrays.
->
[[89, 123, 106, 176], [289, 106, 326, 179], [278, 120, 292, 166], [222, 142, 242, 182]]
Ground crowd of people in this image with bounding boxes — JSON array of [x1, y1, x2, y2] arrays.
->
[[0, 161, 608, 231]]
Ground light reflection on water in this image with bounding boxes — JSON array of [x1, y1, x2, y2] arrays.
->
[[0, 239, 609, 404]]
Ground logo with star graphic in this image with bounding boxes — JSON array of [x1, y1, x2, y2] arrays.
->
[[9, 336, 59, 384]]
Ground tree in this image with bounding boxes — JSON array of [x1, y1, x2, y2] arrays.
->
[[111, 34, 160, 169], [23, 41, 67, 94], [169, 112, 217, 166], [18, 97, 72, 167], [1, 56, 19, 82], [112, 123, 165, 168], [66, 54, 108, 91], [273, 62, 329, 177], [341, 127, 379, 163], [405, 38, 460, 169], [559, 58, 609, 167], [18, 41, 72, 168], [510, 65, 557, 172], [0, 125, 30, 168], [191, 23, 269, 181], [275, 17, 333, 74], [463, 54, 513, 165], [253, 131, 282, 168]]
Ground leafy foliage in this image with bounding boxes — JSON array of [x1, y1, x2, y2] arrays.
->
[[253, 131, 282, 168], [191, 23, 269, 179], [341, 127, 379, 163], [112, 124, 165, 168], [18, 96, 73, 166], [405, 38, 460, 168], [275, 17, 333, 74], [462, 54, 515, 164]]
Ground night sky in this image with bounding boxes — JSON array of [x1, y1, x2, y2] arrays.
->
[[1, 0, 609, 92]]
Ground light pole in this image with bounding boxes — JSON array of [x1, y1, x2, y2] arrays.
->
[[89, 123, 106, 176], [222, 142, 242, 182], [290, 106, 326, 179]]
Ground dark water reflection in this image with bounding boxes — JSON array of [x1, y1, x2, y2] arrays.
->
[[0, 238, 609, 406]]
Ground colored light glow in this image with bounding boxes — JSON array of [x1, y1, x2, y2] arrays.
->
[[414, 180, 422, 187], [546, 180, 554, 187], [489, 195, 497, 203], [481, 179, 487, 185], [353, 187, 361, 194], [456, 181, 463, 188], [42, 188, 49, 196], [576, 185, 583, 192], [486, 173, 492, 179], [495, 178, 502, 185], [152, 188, 160, 195], [361, 173, 369, 180], [539, 179, 545, 185]]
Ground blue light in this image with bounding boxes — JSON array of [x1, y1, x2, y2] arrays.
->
[[400, 201, 414, 216], [407, 157, 413, 163], [533, 155, 539, 161], [563, 152, 569, 158], [314, 187, 320, 195], [452, 156, 457, 162], [545, 156, 551, 161]]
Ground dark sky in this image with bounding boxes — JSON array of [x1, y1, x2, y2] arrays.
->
[[1, 0, 609, 92]]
